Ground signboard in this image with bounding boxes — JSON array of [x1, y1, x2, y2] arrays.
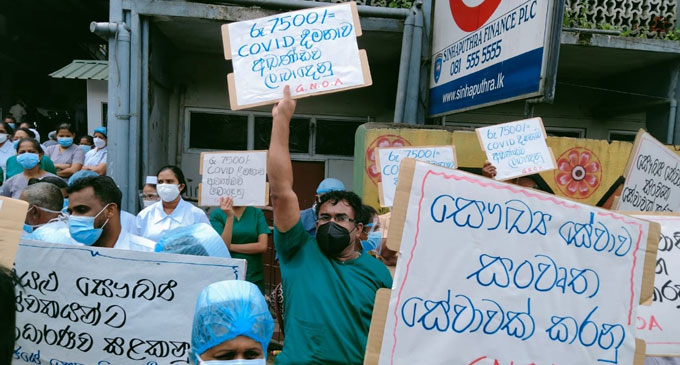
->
[[617, 130, 680, 212], [376, 145, 457, 207], [476, 117, 556, 180], [368, 159, 658, 364], [12, 240, 246, 364], [630, 213, 680, 357], [222, 2, 372, 110], [0, 196, 28, 268], [429, 0, 561, 116], [198, 150, 267, 207]]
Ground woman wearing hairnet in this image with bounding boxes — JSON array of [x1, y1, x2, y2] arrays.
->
[[191, 280, 274, 364]]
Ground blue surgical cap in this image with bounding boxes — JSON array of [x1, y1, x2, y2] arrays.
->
[[68, 170, 98, 186], [94, 126, 107, 138], [154, 223, 231, 258], [316, 178, 345, 194], [191, 280, 274, 362]]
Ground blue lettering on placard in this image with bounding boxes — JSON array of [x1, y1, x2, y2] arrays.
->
[[466, 253, 600, 298], [430, 196, 552, 236], [559, 212, 633, 257], [546, 306, 626, 364], [400, 291, 535, 341]]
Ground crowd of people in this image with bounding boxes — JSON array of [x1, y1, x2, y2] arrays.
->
[[1, 88, 401, 364], [3, 89, 674, 364]]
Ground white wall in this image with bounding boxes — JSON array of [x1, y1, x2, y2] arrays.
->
[[86, 79, 108, 134]]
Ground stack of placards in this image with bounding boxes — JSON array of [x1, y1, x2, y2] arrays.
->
[[476, 117, 556, 180], [222, 2, 372, 109], [13, 240, 246, 364], [198, 150, 267, 207], [366, 159, 659, 365], [617, 129, 680, 212]]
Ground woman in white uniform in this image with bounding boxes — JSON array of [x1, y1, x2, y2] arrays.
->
[[136, 165, 209, 241]]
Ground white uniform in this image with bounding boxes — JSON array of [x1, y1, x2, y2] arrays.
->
[[135, 198, 209, 242], [113, 230, 156, 252], [120, 210, 139, 235], [26, 219, 78, 245], [84, 146, 107, 167], [0, 140, 14, 181]]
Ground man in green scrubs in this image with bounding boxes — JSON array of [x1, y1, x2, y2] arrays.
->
[[268, 87, 393, 364]]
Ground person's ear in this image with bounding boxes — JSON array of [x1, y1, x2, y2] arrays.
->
[[178, 183, 186, 194]]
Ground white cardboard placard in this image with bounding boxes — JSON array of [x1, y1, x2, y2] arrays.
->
[[222, 2, 371, 110], [617, 130, 680, 212], [374, 159, 657, 365], [476, 117, 556, 181], [199, 150, 267, 207], [376, 145, 456, 207], [630, 213, 680, 357], [12, 240, 246, 364]]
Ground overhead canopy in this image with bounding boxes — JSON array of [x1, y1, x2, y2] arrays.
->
[[49, 59, 108, 80]]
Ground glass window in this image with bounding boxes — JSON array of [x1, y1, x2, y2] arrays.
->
[[608, 131, 637, 142], [545, 127, 585, 138], [190, 112, 248, 150], [315, 119, 364, 156], [254, 116, 310, 153]]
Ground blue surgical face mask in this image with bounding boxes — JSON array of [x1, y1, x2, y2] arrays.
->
[[79, 145, 92, 153], [62, 198, 69, 211], [8, 123, 16, 130], [17, 152, 40, 170], [13, 140, 19, 150], [23, 224, 36, 234], [361, 231, 383, 253], [199, 358, 266, 365], [68, 203, 111, 245], [58, 137, 74, 147]]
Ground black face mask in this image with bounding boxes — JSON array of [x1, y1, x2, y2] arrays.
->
[[316, 222, 354, 257]]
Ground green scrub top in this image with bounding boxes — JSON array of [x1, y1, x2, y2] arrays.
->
[[210, 207, 271, 291]]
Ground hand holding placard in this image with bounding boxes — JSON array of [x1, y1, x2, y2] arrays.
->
[[223, 2, 372, 110], [199, 151, 267, 207], [477, 117, 556, 180]]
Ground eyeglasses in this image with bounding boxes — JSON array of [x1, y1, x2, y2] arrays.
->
[[317, 214, 356, 224]]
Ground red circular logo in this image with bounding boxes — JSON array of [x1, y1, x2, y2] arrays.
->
[[449, 0, 503, 32]]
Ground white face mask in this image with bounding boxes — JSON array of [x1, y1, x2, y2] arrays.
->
[[199, 358, 265, 365], [93, 137, 106, 148], [0, 133, 8, 144], [142, 199, 157, 208], [156, 183, 180, 202]]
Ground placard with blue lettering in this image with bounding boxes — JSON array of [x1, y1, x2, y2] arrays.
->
[[429, 0, 558, 116], [373, 158, 658, 365], [477, 117, 556, 181], [199, 150, 267, 207], [616, 130, 680, 212], [222, 2, 372, 110], [12, 239, 246, 364], [376, 145, 457, 207], [629, 213, 680, 357]]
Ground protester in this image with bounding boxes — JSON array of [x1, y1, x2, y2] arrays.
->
[[191, 280, 274, 363], [358, 204, 382, 255], [140, 175, 160, 208], [136, 165, 209, 241], [0, 267, 17, 364], [18, 121, 40, 142], [299, 177, 345, 237], [68, 169, 138, 234], [5, 128, 57, 179], [79, 135, 94, 154], [82, 126, 107, 175], [1, 138, 57, 198], [19, 181, 65, 234], [9, 99, 27, 123], [3, 115, 16, 131], [32, 175, 69, 210], [44, 123, 85, 181], [155, 223, 232, 258], [267, 86, 392, 364], [0, 120, 14, 182], [67, 175, 155, 250], [210, 196, 271, 292], [43, 130, 58, 148], [482, 160, 554, 193]]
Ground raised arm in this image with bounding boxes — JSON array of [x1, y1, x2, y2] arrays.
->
[[267, 86, 300, 232]]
